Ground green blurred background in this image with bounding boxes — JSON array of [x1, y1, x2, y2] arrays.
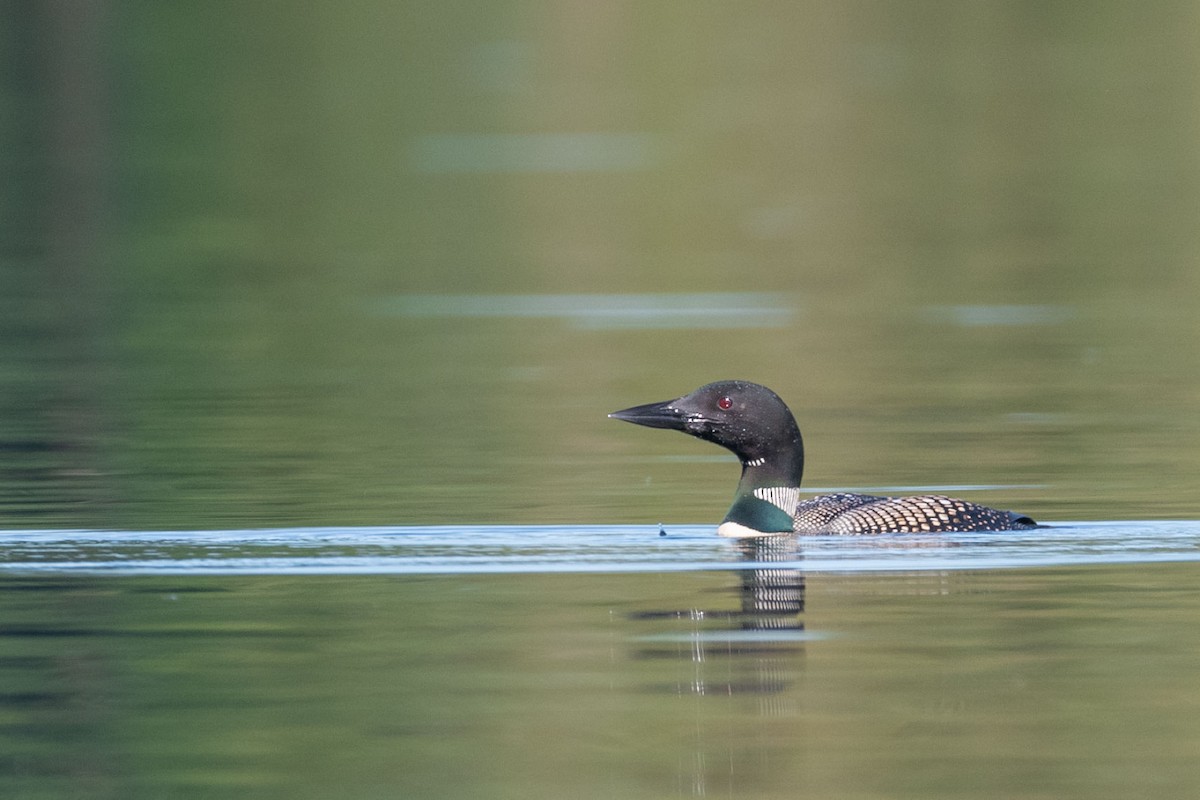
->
[[3, 2, 1199, 530]]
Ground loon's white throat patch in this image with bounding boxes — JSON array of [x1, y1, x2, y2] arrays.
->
[[718, 519, 783, 538], [752, 486, 800, 515]]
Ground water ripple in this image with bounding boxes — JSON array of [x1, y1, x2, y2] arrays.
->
[[1, 521, 1198, 576]]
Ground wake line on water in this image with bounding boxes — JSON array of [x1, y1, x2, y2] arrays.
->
[[1, 522, 1199, 576]]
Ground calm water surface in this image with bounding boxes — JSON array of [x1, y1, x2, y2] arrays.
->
[[3, 524, 1200, 799]]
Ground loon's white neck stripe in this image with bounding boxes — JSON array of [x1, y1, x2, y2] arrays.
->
[[753, 486, 800, 515]]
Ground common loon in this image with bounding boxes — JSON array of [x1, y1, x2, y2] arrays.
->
[[610, 380, 1037, 537]]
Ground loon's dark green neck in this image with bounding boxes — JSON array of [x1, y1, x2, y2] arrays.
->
[[721, 492, 795, 536], [719, 446, 805, 537]]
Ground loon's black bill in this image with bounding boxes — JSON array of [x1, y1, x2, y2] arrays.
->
[[608, 400, 686, 430]]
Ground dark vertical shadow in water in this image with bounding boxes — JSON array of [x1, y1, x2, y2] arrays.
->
[[1, 1, 115, 526], [2, 4, 120, 795], [0, 578, 118, 798]]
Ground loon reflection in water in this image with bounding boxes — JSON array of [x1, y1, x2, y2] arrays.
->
[[610, 380, 1036, 537], [629, 536, 807, 699]]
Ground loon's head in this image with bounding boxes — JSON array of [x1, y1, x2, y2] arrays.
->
[[609, 380, 804, 484]]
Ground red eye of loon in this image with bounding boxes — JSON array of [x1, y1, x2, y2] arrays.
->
[[717, 396, 733, 410]]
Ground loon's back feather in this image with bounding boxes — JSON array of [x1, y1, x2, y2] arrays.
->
[[794, 492, 1036, 534]]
